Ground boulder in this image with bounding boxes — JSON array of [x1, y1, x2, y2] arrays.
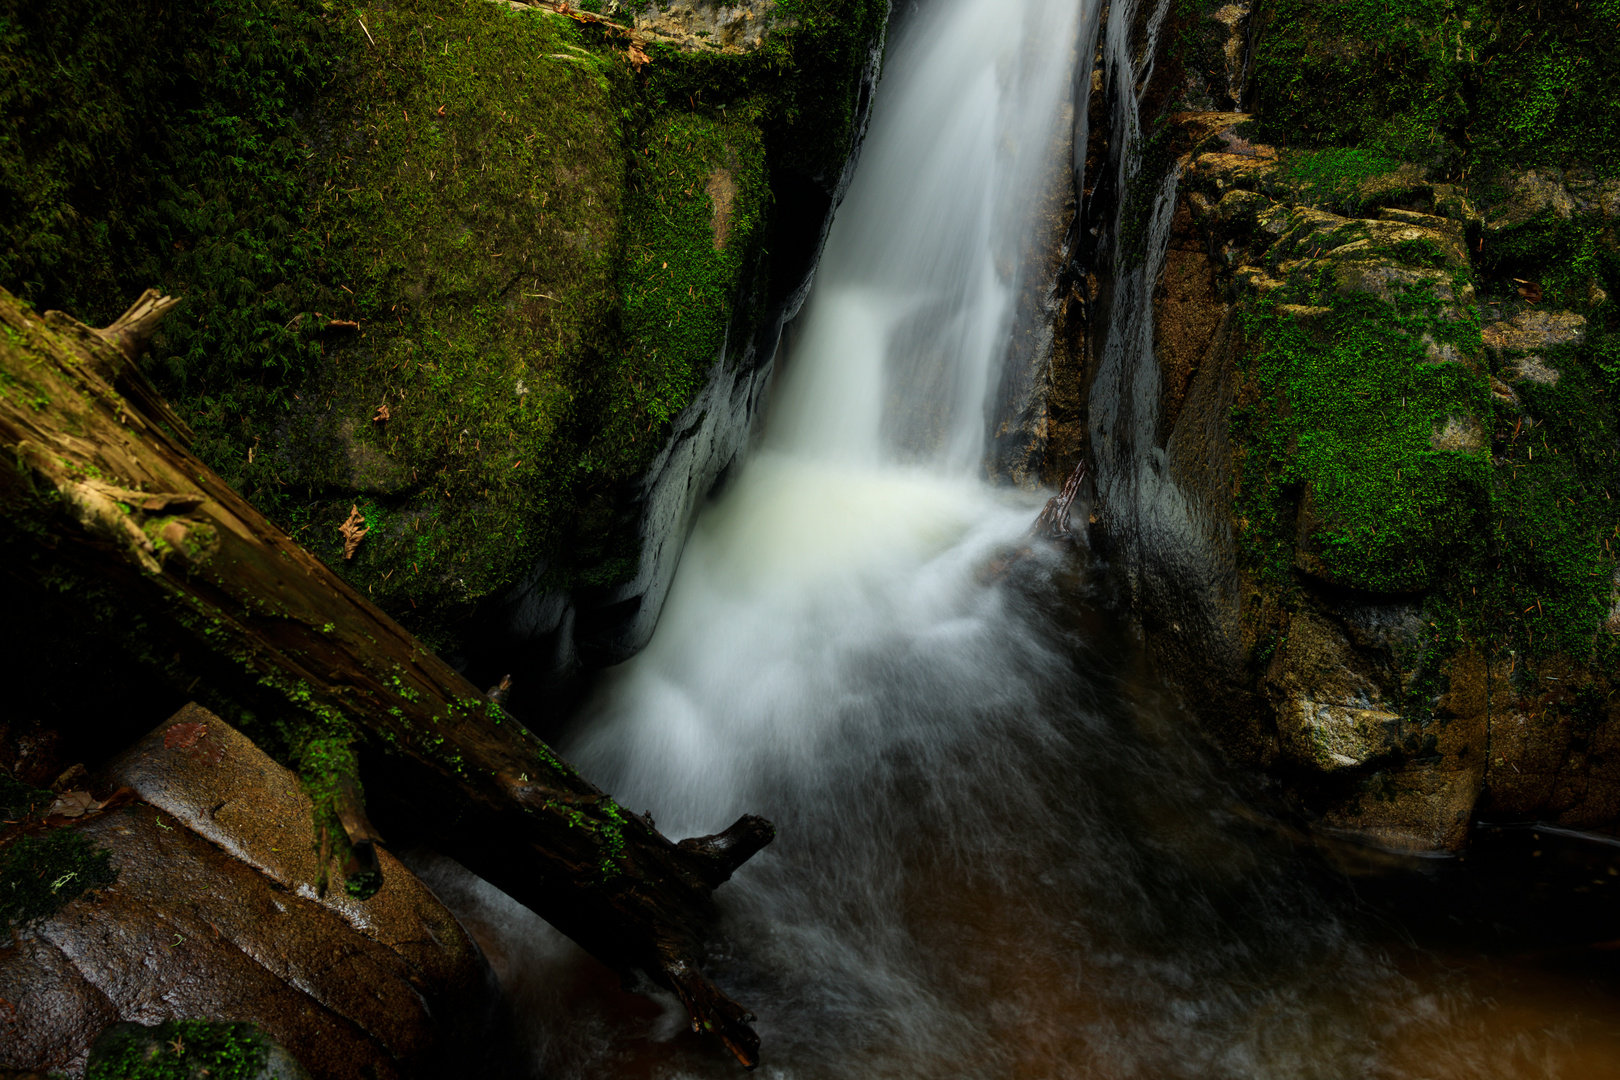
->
[[0, 707, 504, 1079]]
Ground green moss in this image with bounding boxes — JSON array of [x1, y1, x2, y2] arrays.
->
[[86, 1019, 274, 1080], [0, 771, 52, 818], [1250, 0, 1620, 171], [1234, 281, 1491, 592], [1275, 148, 1405, 212], [1, 0, 887, 656], [1475, 332, 1620, 663], [0, 825, 117, 929]]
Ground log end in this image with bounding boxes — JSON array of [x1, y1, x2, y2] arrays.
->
[[676, 814, 776, 889]]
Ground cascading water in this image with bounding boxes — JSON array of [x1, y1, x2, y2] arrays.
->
[[415, 0, 1620, 1076]]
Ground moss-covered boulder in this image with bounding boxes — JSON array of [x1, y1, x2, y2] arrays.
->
[[1051, 0, 1620, 850], [0, 0, 888, 706]]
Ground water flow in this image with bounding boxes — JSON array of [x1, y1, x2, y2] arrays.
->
[[448, 1, 1620, 1076]]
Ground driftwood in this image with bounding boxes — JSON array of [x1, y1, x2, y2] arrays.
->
[[0, 288, 772, 1067], [1030, 458, 1088, 542]]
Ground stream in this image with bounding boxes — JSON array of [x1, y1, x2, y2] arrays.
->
[[421, 0, 1620, 1074]]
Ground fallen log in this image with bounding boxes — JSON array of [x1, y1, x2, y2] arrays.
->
[[0, 288, 772, 1067]]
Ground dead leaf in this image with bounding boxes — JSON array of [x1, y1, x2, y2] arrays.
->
[[326, 319, 360, 331], [46, 790, 97, 818], [628, 41, 650, 68], [373, 402, 391, 423], [339, 504, 369, 560]]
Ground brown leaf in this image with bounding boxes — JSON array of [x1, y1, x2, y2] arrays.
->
[[628, 41, 650, 68], [373, 402, 391, 423], [339, 503, 369, 560], [46, 790, 97, 818]]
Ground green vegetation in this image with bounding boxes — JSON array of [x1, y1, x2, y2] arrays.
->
[[1250, 0, 1620, 171], [87, 1020, 275, 1080], [0, 825, 116, 929], [1233, 284, 1491, 594], [1479, 331, 1620, 663], [0, 0, 885, 652], [1273, 148, 1409, 215], [0, 771, 51, 818]]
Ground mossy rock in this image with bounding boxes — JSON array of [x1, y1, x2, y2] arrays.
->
[[1249, 0, 1620, 172], [0, 0, 887, 663]]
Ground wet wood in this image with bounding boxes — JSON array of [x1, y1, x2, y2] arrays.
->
[[1031, 458, 1088, 542], [0, 287, 770, 1068]]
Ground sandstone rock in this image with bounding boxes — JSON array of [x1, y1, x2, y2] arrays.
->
[[632, 0, 789, 52], [1501, 353, 1562, 386], [1484, 168, 1620, 231], [1418, 331, 1468, 366], [1481, 308, 1586, 355], [0, 706, 504, 1079], [1331, 261, 1470, 308], [1190, 150, 1280, 191], [1430, 414, 1487, 453], [1605, 569, 1620, 636], [1282, 695, 1402, 771]]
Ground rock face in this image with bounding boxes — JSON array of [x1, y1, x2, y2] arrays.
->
[[0, 0, 892, 721], [0, 706, 502, 1079], [1001, 0, 1620, 852], [630, 0, 791, 52]]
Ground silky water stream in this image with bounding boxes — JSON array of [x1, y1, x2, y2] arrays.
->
[[417, 0, 1620, 1074]]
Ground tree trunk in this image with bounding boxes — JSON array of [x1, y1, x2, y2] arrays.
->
[[0, 288, 771, 1068]]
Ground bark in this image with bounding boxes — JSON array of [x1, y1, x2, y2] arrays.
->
[[0, 287, 771, 1068], [1031, 458, 1088, 542]]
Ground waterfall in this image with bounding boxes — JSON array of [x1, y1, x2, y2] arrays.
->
[[416, 1, 1604, 1076]]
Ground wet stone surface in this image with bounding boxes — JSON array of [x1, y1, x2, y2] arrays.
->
[[0, 706, 505, 1079]]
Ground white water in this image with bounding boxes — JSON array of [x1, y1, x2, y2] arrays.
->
[[573, 0, 1088, 837], [416, 0, 1620, 1076]]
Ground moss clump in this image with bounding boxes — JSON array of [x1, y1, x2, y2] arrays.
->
[[1250, 0, 1620, 171], [1234, 281, 1492, 592], [0, 825, 116, 929], [1475, 329, 1620, 663], [2, 0, 887, 656], [1273, 148, 1408, 214], [0, 771, 52, 819], [86, 1020, 280, 1080], [0, 0, 334, 438]]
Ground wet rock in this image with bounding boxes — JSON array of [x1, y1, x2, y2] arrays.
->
[[0, 705, 503, 1079], [1481, 309, 1587, 356]]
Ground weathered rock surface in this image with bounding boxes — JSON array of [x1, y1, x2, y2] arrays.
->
[[631, 0, 790, 52], [1011, 0, 1620, 853], [1098, 111, 1620, 850], [0, 707, 502, 1079]]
